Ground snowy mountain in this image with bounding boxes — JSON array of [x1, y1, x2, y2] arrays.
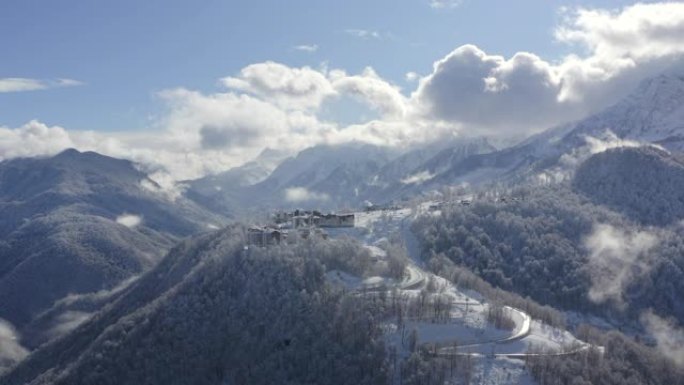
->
[[186, 138, 498, 212], [410, 70, 684, 189], [0, 149, 226, 335], [188, 147, 289, 194], [566, 72, 684, 150]]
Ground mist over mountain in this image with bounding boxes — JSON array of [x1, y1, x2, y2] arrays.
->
[[6, 2, 684, 384], [186, 138, 497, 214], [399, 70, 684, 189], [1, 228, 387, 385], [0, 149, 226, 335]]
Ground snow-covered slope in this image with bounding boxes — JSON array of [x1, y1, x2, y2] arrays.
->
[[0, 149, 227, 333], [417, 70, 684, 188], [567, 72, 684, 150]]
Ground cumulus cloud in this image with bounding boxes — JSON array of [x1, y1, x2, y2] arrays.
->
[[3, 2, 684, 183], [116, 214, 142, 228], [583, 223, 657, 307], [0, 318, 28, 372], [221, 62, 335, 110], [0, 77, 83, 93], [0, 120, 77, 160], [284, 187, 330, 202], [641, 310, 684, 367], [414, 45, 569, 135], [414, 2, 684, 137], [330, 67, 408, 119]]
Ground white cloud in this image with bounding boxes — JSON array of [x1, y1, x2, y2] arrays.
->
[[0, 77, 83, 93], [429, 0, 462, 9], [535, 130, 654, 184], [284, 187, 330, 202], [583, 223, 657, 307], [344, 29, 382, 40], [221, 61, 335, 110], [414, 2, 684, 138], [0, 318, 28, 371], [293, 44, 318, 52], [116, 214, 142, 228], [401, 170, 434, 184], [45, 311, 92, 341], [405, 72, 419, 82], [330, 67, 408, 119], [0, 120, 77, 160], [414, 45, 569, 136], [3, 2, 684, 183], [641, 310, 684, 367]]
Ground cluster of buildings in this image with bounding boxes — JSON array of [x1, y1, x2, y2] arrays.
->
[[274, 209, 355, 228], [247, 210, 355, 247], [427, 199, 472, 211]]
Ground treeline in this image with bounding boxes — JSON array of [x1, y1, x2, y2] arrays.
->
[[526, 325, 684, 385], [423, 250, 566, 329]]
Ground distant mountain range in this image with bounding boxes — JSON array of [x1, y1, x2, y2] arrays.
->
[[186, 138, 496, 214], [184, 71, 684, 213], [0, 67, 683, 363], [0, 149, 227, 340]]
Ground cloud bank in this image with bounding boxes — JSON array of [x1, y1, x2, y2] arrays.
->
[[1, 3, 684, 181]]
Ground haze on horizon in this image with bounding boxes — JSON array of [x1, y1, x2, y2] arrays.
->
[[2, 1, 684, 180]]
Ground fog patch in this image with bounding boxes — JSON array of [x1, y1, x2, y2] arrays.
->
[[0, 318, 29, 373], [583, 223, 657, 307], [641, 310, 684, 366], [57, 276, 139, 307], [284, 187, 329, 202], [45, 311, 92, 341], [116, 213, 142, 228], [140, 171, 187, 202], [401, 171, 434, 184], [535, 130, 658, 185]]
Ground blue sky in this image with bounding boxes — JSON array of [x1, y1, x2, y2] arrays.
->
[[0, 0, 659, 131], [1, 1, 683, 179]]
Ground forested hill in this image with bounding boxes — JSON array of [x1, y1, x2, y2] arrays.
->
[[573, 146, 684, 226], [0, 149, 226, 336], [1, 227, 387, 385], [412, 185, 684, 325]]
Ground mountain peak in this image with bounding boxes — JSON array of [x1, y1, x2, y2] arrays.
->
[[560, 70, 684, 151], [55, 148, 82, 157]]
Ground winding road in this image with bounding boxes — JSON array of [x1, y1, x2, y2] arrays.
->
[[348, 207, 597, 359]]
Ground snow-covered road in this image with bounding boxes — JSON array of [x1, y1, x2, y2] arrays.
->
[[333, 206, 595, 360]]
